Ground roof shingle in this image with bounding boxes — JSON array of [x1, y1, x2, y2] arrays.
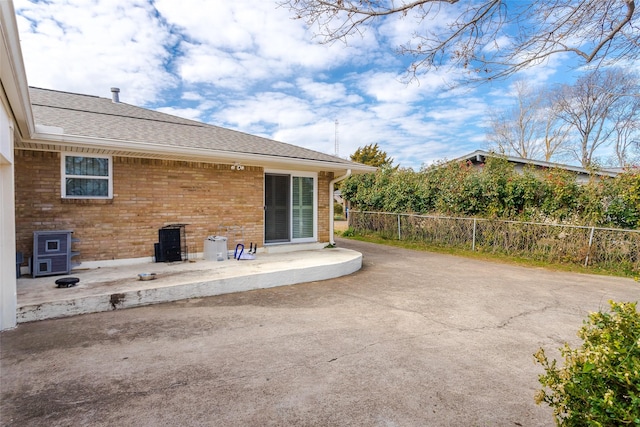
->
[[28, 87, 364, 167]]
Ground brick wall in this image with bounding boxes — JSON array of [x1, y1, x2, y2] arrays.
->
[[15, 150, 334, 263], [318, 171, 332, 242]]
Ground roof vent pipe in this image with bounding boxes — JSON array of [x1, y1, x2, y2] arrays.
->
[[111, 87, 120, 103]]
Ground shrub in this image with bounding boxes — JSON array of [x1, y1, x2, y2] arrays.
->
[[534, 301, 640, 426], [540, 168, 581, 222], [341, 227, 355, 237], [606, 169, 640, 229], [334, 202, 344, 216]]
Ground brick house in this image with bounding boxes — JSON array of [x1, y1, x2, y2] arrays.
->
[[0, 2, 374, 329], [14, 87, 373, 267]]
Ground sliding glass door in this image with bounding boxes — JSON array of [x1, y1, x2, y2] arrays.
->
[[265, 172, 316, 244]]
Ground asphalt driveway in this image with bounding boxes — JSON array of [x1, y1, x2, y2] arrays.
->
[[1, 238, 638, 426]]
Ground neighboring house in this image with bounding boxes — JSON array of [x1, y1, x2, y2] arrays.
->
[[453, 150, 619, 184], [0, 2, 374, 330]]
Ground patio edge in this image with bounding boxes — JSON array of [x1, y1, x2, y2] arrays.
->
[[17, 250, 362, 323]]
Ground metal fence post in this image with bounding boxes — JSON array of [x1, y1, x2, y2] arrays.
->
[[472, 218, 477, 251], [584, 226, 595, 267], [398, 214, 401, 240]]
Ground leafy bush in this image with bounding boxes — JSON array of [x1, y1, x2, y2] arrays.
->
[[334, 202, 344, 216], [534, 301, 640, 426], [342, 155, 640, 229], [341, 227, 355, 237], [539, 168, 581, 222], [606, 169, 640, 229]]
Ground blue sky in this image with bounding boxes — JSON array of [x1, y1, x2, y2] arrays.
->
[[14, 0, 581, 169]]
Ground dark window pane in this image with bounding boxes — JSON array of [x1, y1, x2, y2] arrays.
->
[[65, 156, 109, 176], [66, 178, 108, 197], [265, 174, 290, 242]]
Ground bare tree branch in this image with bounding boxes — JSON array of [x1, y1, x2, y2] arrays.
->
[[279, 0, 639, 82], [611, 95, 640, 166], [486, 81, 569, 161], [554, 68, 639, 167]]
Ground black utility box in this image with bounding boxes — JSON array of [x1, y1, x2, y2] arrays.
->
[[156, 224, 186, 262]]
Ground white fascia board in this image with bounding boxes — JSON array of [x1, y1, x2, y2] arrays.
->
[[0, 2, 36, 139], [26, 131, 377, 175]]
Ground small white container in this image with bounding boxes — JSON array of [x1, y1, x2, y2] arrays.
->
[[204, 236, 228, 261]]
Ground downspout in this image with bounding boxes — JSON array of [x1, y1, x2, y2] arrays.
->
[[329, 169, 351, 245]]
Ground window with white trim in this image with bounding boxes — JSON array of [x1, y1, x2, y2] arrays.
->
[[62, 154, 113, 198]]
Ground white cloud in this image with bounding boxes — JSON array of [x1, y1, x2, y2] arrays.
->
[[296, 78, 363, 105], [358, 72, 421, 103], [376, 1, 460, 48], [369, 102, 414, 121], [514, 57, 566, 86], [15, 0, 176, 105], [177, 42, 256, 89], [426, 105, 482, 123], [14, 0, 580, 170], [155, 0, 363, 89], [482, 35, 513, 54], [182, 91, 204, 101], [213, 92, 317, 129]]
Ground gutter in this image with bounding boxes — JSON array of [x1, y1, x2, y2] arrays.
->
[[329, 169, 351, 245]]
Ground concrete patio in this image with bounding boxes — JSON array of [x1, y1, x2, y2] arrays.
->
[[16, 245, 362, 323], [3, 238, 638, 426]]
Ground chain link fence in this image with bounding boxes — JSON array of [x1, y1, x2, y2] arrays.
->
[[349, 211, 640, 274]]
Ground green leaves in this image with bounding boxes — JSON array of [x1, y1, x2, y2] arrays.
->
[[349, 143, 393, 167], [535, 301, 640, 426], [342, 153, 640, 229]]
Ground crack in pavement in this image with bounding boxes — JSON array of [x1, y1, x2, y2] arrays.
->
[[334, 290, 565, 335]]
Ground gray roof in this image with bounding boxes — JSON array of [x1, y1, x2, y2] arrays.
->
[[25, 87, 372, 172], [454, 150, 619, 178]]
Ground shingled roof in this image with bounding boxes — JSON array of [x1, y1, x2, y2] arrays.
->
[[19, 87, 374, 173]]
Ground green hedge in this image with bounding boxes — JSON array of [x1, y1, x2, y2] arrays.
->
[[341, 157, 640, 229]]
